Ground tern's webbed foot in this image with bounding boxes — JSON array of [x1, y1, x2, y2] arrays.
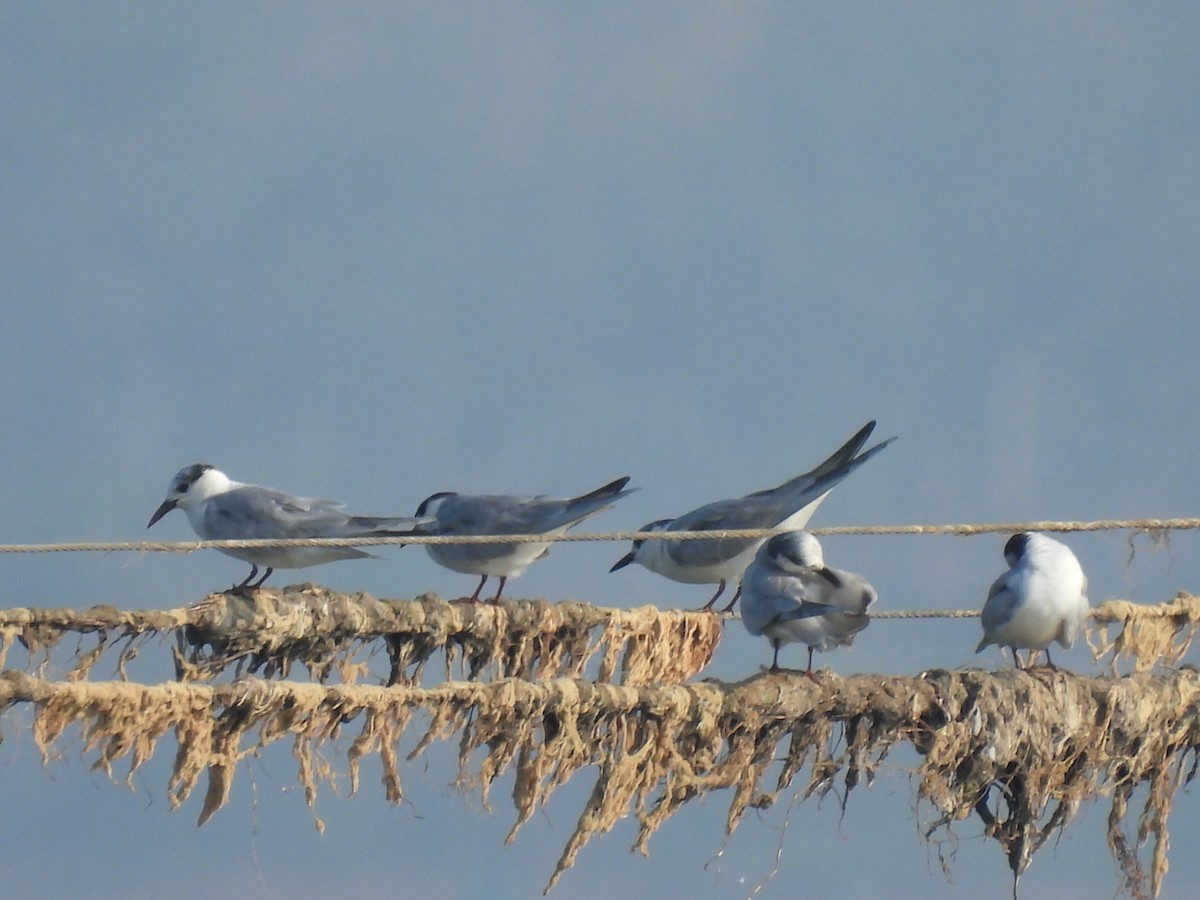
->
[[763, 664, 821, 682]]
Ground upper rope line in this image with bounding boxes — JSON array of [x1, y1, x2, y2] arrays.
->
[[0, 517, 1191, 554]]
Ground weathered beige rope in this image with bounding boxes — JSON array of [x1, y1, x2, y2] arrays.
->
[[0, 516, 1193, 554], [0, 600, 1174, 629], [1, 667, 1194, 896]]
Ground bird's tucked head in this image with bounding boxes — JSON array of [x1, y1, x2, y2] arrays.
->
[[765, 530, 825, 572], [1003, 531, 1032, 567]]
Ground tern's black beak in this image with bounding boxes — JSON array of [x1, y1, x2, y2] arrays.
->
[[609, 551, 636, 573], [147, 499, 177, 528]]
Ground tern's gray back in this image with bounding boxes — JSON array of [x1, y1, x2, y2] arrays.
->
[[664, 497, 790, 568], [741, 564, 816, 635], [200, 486, 393, 540], [743, 562, 873, 638], [433, 489, 630, 536], [423, 483, 633, 572], [661, 429, 895, 569], [819, 567, 876, 617], [657, 471, 847, 569]]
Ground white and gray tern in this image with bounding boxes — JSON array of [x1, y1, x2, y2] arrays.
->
[[414, 476, 636, 603], [610, 421, 893, 611], [148, 464, 428, 590], [977, 531, 1090, 669], [740, 530, 876, 675]]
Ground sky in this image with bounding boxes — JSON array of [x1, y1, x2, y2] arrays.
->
[[3, 3, 1200, 898]]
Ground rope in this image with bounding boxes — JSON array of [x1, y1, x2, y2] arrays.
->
[[0, 516, 1193, 555], [813, 518, 1195, 536], [0, 603, 1137, 627]]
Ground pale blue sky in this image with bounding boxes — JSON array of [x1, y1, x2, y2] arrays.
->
[[3, 4, 1200, 898]]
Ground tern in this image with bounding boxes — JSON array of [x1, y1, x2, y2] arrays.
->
[[977, 531, 1089, 669], [415, 476, 636, 603], [740, 530, 876, 676], [610, 421, 893, 611], [148, 464, 427, 591]]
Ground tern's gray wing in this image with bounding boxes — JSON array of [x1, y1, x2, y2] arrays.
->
[[779, 566, 874, 646], [513, 476, 636, 531], [662, 424, 896, 569], [746, 428, 897, 521], [741, 567, 838, 635], [430, 495, 557, 534], [433, 478, 634, 536], [976, 571, 1020, 651], [659, 498, 779, 568], [422, 479, 634, 571], [433, 498, 576, 536], [800, 420, 877, 480], [816, 567, 876, 636], [778, 566, 875, 619], [202, 487, 409, 539], [669, 497, 778, 532]]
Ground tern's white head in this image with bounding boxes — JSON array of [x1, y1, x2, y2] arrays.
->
[[147, 464, 234, 527]]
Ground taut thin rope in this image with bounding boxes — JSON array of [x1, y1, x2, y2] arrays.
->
[[0, 516, 1192, 554]]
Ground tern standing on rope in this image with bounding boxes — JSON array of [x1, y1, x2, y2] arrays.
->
[[414, 476, 637, 603], [977, 531, 1090, 669], [609, 421, 894, 612], [148, 464, 429, 591], [740, 531, 876, 676]]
